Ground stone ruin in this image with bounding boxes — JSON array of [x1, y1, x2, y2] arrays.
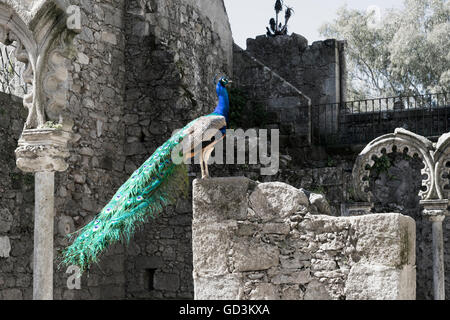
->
[[193, 177, 416, 300], [0, 0, 448, 300]]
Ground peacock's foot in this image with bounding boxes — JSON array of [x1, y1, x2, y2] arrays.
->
[[201, 174, 210, 179]]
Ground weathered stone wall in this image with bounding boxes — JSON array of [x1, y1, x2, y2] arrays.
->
[[246, 34, 346, 106], [233, 43, 311, 148], [0, 92, 34, 300], [182, 0, 233, 73], [52, 0, 128, 300], [192, 177, 416, 300], [1, 0, 232, 300]]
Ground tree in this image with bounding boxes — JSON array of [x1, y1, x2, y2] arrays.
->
[[320, 0, 450, 100], [0, 42, 27, 97]]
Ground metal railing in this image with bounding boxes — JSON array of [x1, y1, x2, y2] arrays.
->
[[311, 92, 450, 145]]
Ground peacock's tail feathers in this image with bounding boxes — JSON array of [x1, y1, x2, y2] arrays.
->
[[61, 120, 196, 274]]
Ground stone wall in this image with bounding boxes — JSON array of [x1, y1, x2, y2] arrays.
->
[[246, 34, 346, 106], [52, 0, 129, 300], [192, 177, 416, 300], [233, 43, 311, 148], [0, 92, 34, 300], [0, 0, 232, 300]]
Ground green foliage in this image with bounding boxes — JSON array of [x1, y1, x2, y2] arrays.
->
[[229, 87, 268, 129], [372, 154, 391, 175], [320, 0, 450, 98], [327, 156, 336, 167], [311, 185, 326, 195], [24, 173, 34, 186], [9, 172, 34, 189], [42, 121, 63, 130]]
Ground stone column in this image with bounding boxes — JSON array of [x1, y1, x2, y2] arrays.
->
[[420, 199, 448, 300], [33, 171, 55, 300], [15, 129, 71, 300]]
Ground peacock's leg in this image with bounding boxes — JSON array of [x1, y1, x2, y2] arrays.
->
[[201, 133, 225, 179], [202, 145, 215, 178], [199, 148, 206, 179]]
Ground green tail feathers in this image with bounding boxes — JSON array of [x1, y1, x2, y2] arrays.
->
[[61, 122, 194, 274]]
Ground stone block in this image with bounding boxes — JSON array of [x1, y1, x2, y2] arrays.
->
[[192, 221, 236, 277], [280, 254, 311, 269], [1, 288, 23, 300], [135, 256, 164, 270], [281, 285, 303, 300], [350, 213, 416, 267], [233, 240, 279, 272], [271, 270, 311, 285], [262, 223, 290, 235], [0, 208, 13, 233], [249, 283, 280, 300], [309, 193, 332, 215], [345, 264, 416, 300], [195, 274, 241, 300], [304, 280, 332, 300], [57, 215, 75, 236], [0, 236, 11, 258], [249, 182, 308, 221], [193, 177, 250, 222], [154, 272, 180, 292]]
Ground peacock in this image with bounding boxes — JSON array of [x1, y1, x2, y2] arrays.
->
[[61, 75, 231, 273]]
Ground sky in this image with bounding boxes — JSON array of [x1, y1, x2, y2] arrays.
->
[[223, 0, 405, 49]]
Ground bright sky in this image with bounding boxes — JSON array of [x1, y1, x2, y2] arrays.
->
[[223, 0, 405, 49]]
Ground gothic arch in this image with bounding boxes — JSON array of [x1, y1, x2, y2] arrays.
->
[[352, 128, 439, 202], [0, 0, 79, 130], [434, 132, 450, 199]]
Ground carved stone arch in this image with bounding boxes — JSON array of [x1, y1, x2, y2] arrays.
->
[[352, 128, 437, 202], [434, 132, 450, 200], [0, 0, 79, 130]]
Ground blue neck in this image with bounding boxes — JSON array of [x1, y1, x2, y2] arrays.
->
[[212, 83, 230, 127]]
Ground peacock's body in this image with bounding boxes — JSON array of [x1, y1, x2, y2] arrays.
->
[[62, 76, 231, 273]]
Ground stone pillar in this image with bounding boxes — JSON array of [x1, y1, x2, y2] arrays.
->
[[420, 199, 448, 300], [33, 172, 55, 300], [15, 129, 71, 300]]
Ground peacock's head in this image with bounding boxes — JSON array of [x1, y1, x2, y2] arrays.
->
[[219, 76, 232, 87], [214, 74, 232, 88]]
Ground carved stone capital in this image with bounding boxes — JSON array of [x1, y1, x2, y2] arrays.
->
[[15, 128, 71, 173], [420, 199, 448, 222]]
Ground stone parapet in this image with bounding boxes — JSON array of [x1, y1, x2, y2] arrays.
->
[[192, 177, 416, 300]]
